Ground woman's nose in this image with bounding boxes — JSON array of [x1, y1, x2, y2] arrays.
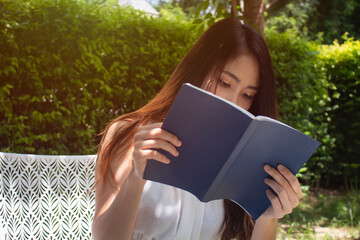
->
[[225, 93, 236, 104], [227, 93, 241, 106], [234, 94, 248, 110]]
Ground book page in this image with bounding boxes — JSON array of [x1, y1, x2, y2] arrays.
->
[[206, 120, 320, 220], [255, 115, 296, 130], [193, 84, 256, 119]]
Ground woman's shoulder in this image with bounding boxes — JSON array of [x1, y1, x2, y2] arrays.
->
[[97, 119, 135, 179], [101, 119, 138, 148], [105, 119, 130, 138], [105, 117, 158, 139]]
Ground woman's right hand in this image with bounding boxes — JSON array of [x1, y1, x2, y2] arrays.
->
[[132, 122, 182, 179]]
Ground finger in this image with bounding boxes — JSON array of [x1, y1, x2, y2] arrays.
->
[[137, 123, 162, 136], [137, 123, 163, 135], [135, 139, 179, 157], [264, 165, 298, 203], [265, 189, 283, 218], [136, 127, 182, 147], [139, 122, 163, 130], [264, 178, 292, 214], [277, 164, 303, 199], [137, 149, 171, 165]]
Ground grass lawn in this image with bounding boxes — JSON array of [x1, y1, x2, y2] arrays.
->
[[277, 187, 360, 240]]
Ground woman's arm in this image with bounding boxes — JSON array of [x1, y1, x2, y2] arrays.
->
[[251, 217, 278, 240], [250, 164, 303, 240], [91, 122, 181, 240], [92, 165, 146, 240]]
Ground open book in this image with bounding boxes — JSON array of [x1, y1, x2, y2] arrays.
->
[[143, 83, 320, 220]]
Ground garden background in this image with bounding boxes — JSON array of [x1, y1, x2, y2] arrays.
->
[[0, 0, 359, 239]]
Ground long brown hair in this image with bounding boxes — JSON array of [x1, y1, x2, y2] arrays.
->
[[96, 18, 277, 240]]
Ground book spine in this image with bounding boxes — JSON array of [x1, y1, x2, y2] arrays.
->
[[202, 120, 260, 202]]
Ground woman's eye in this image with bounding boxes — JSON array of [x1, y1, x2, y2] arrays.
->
[[219, 79, 231, 88], [243, 93, 254, 100]]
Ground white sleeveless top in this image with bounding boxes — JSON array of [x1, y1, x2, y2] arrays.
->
[[132, 181, 225, 240]]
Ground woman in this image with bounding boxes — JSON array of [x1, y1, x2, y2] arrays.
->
[[92, 18, 302, 240]]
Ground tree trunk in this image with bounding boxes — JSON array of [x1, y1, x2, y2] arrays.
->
[[243, 0, 265, 37], [231, 0, 239, 17]]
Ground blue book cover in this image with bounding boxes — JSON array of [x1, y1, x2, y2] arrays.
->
[[143, 83, 320, 220]]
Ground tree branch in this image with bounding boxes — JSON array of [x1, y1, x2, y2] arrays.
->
[[265, 0, 279, 11]]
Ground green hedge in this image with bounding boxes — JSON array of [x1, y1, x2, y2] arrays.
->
[[0, 0, 197, 154], [318, 36, 360, 189], [1, 0, 359, 188], [266, 29, 334, 186], [267, 30, 360, 188]]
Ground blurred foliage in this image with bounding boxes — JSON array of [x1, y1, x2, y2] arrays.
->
[[157, 0, 360, 44], [307, 0, 360, 44], [158, 5, 189, 23], [282, 189, 360, 229], [0, 0, 197, 154], [265, 0, 360, 44], [265, 0, 316, 39], [318, 36, 360, 190], [156, 0, 202, 17]]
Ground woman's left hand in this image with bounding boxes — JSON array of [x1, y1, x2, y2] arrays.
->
[[261, 164, 303, 219]]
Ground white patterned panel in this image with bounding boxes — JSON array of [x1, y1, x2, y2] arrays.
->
[[0, 152, 96, 240]]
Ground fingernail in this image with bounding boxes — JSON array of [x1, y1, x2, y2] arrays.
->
[[177, 140, 182, 146], [264, 178, 270, 183], [278, 164, 285, 171], [264, 165, 271, 171]]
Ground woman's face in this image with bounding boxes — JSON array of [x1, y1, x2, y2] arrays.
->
[[202, 54, 259, 111]]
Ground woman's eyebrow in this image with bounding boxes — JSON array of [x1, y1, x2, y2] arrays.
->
[[223, 70, 240, 82], [223, 70, 259, 91]]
